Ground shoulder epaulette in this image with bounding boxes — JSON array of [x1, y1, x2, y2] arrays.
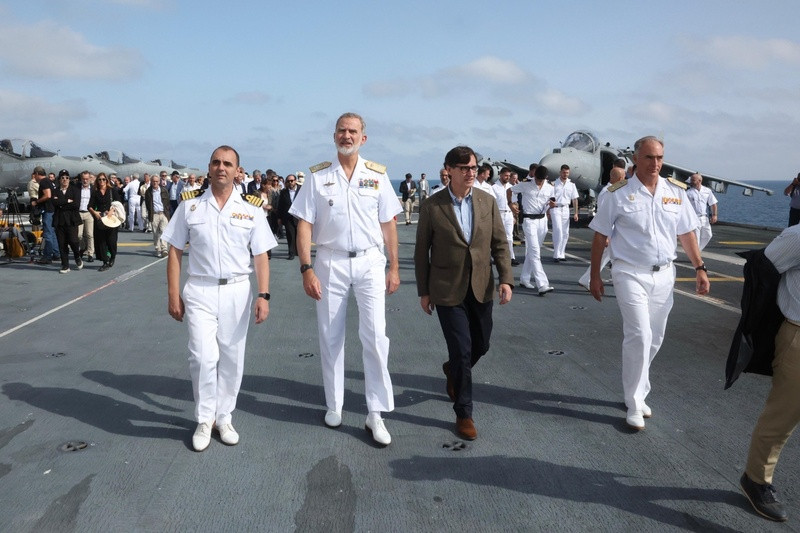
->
[[607, 179, 628, 192], [243, 193, 264, 207], [364, 160, 386, 174], [309, 161, 332, 174], [667, 177, 688, 190], [181, 189, 204, 201]]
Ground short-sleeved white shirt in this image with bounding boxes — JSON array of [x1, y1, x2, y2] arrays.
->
[[491, 181, 511, 212], [686, 185, 718, 217], [162, 190, 276, 278], [288, 156, 402, 251], [510, 180, 554, 215], [589, 176, 699, 267], [473, 180, 494, 197], [765, 224, 800, 322], [552, 178, 579, 209]]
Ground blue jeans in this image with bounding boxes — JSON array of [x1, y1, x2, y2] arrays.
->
[[41, 211, 58, 259]]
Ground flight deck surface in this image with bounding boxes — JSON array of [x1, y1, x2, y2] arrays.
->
[[0, 221, 796, 532]]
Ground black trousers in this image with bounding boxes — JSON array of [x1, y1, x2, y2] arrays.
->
[[436, 288, 493, 419], [94, 219, 118, 263], [55, 224, 80, 269], [789, 207, 800, 227], [284, 216, 298, 257]]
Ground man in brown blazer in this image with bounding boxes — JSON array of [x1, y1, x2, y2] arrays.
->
[[414, 145, 514, 440]]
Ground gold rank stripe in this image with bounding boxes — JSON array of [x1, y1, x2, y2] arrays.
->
[[718, 241, 768, 245]]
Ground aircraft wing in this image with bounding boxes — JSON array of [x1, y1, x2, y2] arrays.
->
[[662, 161, 773, 196]]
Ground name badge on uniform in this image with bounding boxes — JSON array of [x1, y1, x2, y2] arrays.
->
[[662, 197, 681, 205]]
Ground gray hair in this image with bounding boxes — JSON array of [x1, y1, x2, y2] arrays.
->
[[335, 112, 366, 133], [633, 136, 664, 154]]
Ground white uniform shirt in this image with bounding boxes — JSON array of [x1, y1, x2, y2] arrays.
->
[[289, 156, 402, 252], [162, 190, 276, 278], [553, 178, 579, 209], [125, 180, 141, 203], [765, 224, 800, 322], [510, 180, 554, 215], [590, 176, 699, 267], [473, 180, 494, 197], [491, 181, 512, 212], [686, 185, 718, 217]]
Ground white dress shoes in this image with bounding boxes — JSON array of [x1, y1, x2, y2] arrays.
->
[[365, 413, 391, 446], [538, 286, 554, 296], [218, 423, 239, 445], [192, 422, 212, 451], [520, 280, 536, 289], [626, 409, 645, 430], [324, 410, 342, 428], [642, 403, 652, 418]]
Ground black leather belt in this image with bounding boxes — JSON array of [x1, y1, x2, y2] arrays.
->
[[521, 213, 545, 219]]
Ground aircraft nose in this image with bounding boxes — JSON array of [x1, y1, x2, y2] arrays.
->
[[538, 152, 568, 176]]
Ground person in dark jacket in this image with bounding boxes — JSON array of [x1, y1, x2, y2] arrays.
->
[[739, 224, 800, 522], [88, 172, 121, 271], [144, 178, 171, 257], [52, 170, 83, 273], [276, 174, 301, 259]]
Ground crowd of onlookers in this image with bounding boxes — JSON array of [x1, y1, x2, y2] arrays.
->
[[9, 165, 305, 270]]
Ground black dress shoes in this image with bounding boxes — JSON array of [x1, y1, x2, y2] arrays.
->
[[740, 472, 788, 522]]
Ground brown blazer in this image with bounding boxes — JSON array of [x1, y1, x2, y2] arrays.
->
[[414, 187, 513, 306]]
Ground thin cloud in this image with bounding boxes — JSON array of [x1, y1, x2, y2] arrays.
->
[[0, 90, 90, 135], [0, 20, 144, 80], [685, 35, 800, 70]]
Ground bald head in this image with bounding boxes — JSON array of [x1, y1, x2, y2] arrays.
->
[[609, 167, 626, 184]]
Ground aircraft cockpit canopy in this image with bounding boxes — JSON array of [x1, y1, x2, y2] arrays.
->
[[563, 131, 599, 153], [0, 139, 57, 158], [92, 150, 142, 165]]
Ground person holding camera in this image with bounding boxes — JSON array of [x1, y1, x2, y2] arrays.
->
[[783, 172, 800, 227]]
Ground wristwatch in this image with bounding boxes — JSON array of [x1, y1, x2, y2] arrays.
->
[[300, 264, 313, 273], [258, 292, 270, 301], [695, 264, 708, 272]]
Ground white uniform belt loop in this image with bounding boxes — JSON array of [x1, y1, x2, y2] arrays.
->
[[190, 274, 249, 285], [319, 244, 380, 258]]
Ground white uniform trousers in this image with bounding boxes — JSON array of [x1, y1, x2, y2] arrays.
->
[[127, 200, 143, 231], [520, 217, 549, 289], [579, 247, 611, 288], [499, 210, 516, 260], [695, 215, 712, 251], [183, 277, 252, 425], [314, 246, 394, 414], [551, 207, 570, 259], [611, 261, 674, 411]]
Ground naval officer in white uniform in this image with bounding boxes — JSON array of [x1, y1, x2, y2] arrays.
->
[[163, 145, 276, 452], [686, 172, 718, 251], [589, 136, 709, 430], [290, 112, 402, 446]]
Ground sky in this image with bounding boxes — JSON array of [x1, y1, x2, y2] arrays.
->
[[1, 0, 799, 182]]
